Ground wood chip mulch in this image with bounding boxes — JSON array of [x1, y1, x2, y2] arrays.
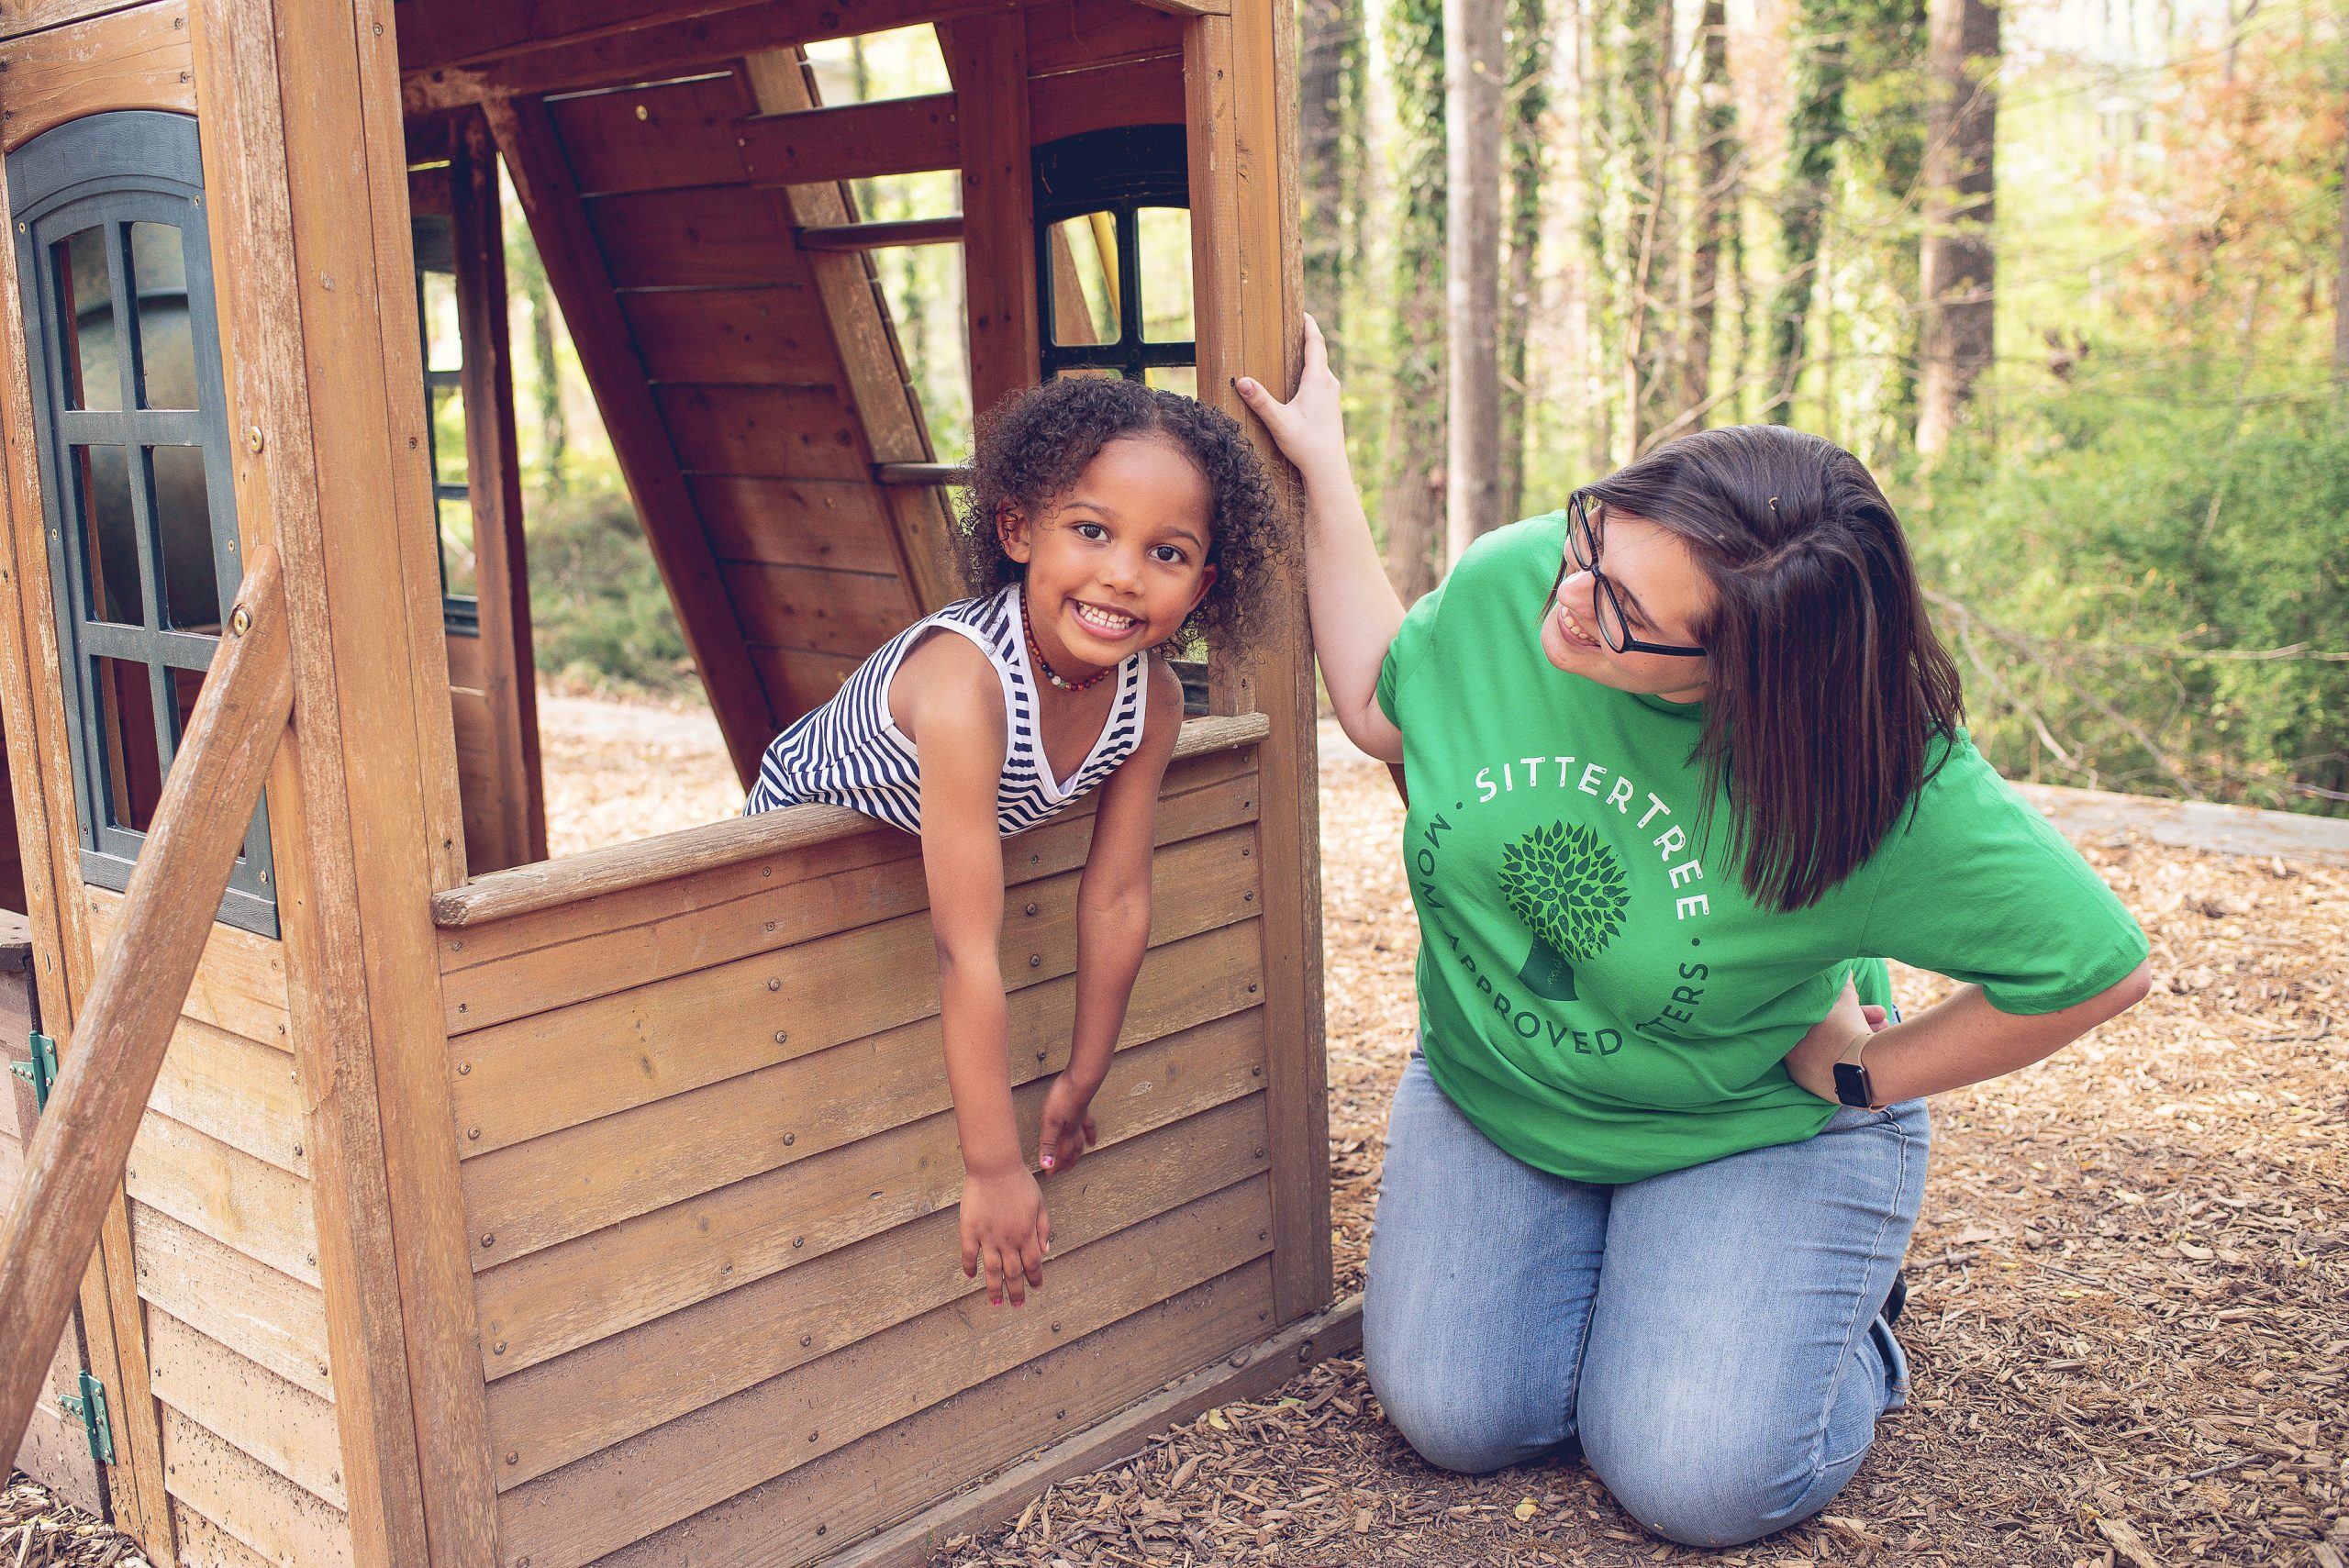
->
[[930, 754, 2347, 1568], [10, 710, 2343, 1567]]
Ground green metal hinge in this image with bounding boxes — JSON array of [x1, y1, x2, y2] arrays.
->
[[60, 1372, 115, 1465], [8, 1030, 58, 1111]]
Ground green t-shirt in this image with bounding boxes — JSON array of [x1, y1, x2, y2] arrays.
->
[[1375, 514, 2149, 1183]]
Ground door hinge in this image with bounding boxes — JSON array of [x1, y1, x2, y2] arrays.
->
[[60, 1372, 115, 1465], [8, 1030, 58, 1111]]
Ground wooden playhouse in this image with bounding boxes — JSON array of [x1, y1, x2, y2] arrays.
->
[[0, 1, 1341, 1564]]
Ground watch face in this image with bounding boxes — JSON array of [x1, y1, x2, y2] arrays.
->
[[1832, 1061, 1874, 1108]]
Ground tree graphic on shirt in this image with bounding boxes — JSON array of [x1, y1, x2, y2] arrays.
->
[[1498, 820, 1631, 1003]]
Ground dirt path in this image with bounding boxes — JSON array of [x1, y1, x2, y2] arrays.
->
[[8, 695, 2343, 1567]]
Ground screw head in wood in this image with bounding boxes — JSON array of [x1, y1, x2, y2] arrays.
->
[[800, 1334, 811, 1347], [774, 1030, 788, 1045], [792, 1236, 804, 1249], [245, 427, 264, 454], [481, 1234, 495, 1248], [506, 1451, 518, 1465], [783, 1132, 795, 1146], [230, 606, 251, 637], [767, 977, 782, 991], [636, 104, 650, 120]]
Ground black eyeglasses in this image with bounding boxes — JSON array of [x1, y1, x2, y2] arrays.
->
[[1560, 493, 1708, 659]]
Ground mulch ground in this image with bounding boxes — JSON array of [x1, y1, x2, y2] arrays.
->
[[7, 714, 2341, 1568]]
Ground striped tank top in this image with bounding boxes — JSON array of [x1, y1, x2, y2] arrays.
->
[[743, 583, 1149, 837]]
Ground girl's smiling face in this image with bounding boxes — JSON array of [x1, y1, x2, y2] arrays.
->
[[1539, 510, 1715, 704], [998, 432, 1218, 677]]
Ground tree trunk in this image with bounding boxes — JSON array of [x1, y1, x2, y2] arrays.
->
[[1447, 0, 1506, 562], [1499, 0, 1552, 523], [1680, 0, 1738, 433], [1301, 0, 1366, 368], [2339, 123, 2349, 385], [1915, 0, 1999, 455], [507, 223, 567, 496], [1384, 0, 1448, 600], [1620, 0, 1677, 452], [1576, 0, 1624, 471], [1766, 0, 1853, 424]]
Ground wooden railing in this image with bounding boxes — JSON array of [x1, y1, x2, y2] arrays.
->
[[0, 545, 292, 1463]]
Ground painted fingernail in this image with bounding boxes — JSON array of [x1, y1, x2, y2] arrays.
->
[[1041, 1154, 1055, 1170]]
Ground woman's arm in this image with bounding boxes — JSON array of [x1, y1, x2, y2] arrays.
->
[[1236, 317, 1406, 762], [1042, 664, 1186, 1171], [1787, 962, 2154, 1105], [899, 638, 1049, 1307]]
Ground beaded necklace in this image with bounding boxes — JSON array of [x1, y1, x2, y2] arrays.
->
[[1021, 587, 1116, 693]]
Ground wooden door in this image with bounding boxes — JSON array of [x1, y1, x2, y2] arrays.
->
[[410, 112, 546, 875], [0, 914, 110, 1518]]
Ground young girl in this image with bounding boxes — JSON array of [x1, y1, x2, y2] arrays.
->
[[744, 376, 1277, 1311]]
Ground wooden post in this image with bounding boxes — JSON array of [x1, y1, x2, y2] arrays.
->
[[193, 1, 502, 1562], [452, 109, 549, 868], [943, 16, 1041, 422], [1186, 1, 1331, 1325], [0, 548, 291, 1469]]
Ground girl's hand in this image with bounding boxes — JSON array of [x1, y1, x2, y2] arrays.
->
[[1235, 315, 1350, 486], [1038, 1074, 1100, 1174], [1783, 979, 1893, 1103], [961, 1165, 1050, 1307]]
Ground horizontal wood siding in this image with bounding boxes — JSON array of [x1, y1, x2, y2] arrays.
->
[[439, 744, 1273, 1568], [96, 900, 346, 1565], [591, 1260, 1275, 1568]]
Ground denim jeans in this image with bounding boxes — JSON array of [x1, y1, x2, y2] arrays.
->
[[1363, 1053, 1930, 1548]]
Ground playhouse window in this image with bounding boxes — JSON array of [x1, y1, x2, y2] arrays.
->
[[413, 211, 483, 633], [8, 111, 278, 937], [1034, 127, 1195, 384]]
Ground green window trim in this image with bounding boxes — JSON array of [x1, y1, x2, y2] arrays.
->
[[10, 110, 278, 938]]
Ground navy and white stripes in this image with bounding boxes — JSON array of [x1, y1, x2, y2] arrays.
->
[[743, 583, 1147, 837]]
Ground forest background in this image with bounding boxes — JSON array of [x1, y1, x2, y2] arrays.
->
[[449, 0, 2349, 816]]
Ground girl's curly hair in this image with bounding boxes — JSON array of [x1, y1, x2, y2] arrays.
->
[[951, 376, 1282, 650]]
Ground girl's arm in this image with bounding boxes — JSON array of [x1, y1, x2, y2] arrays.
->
[[1236, 317, 1406, 763], [1785, 963, 2154, 1105], [898, 638, 1049, 1308], [1040, 662, 1187, 1172]]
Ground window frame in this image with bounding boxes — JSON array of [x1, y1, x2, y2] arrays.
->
[[9, 109, 279, 937], [1032, 126, 1196, 383]]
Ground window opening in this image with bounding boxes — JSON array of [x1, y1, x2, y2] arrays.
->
[[9, 111, 277, 936], [1032, 127, 1194, 384], [413, 211, 481, 632]]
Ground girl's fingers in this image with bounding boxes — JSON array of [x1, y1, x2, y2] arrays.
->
[[962, 1234, 978, 1279], [1021, 1239, 1045, 1289], [984, 1247, 1006, 1306]]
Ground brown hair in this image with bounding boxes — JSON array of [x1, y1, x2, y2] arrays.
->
[[1580, 425, 1965, 912]]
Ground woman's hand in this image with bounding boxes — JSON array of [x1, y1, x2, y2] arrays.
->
[[961, 1164, 1050, 1307], [1236, 315, 1351, 487], [1038, 1073, 1100, 1174], [1783, 979, 1892, 1103]]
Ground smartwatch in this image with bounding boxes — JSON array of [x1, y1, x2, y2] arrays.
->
[[1832, 1034, 1880, 1109]]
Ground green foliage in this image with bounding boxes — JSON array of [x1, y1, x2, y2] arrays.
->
[[524, 481, 696, 697], [1909, 395, 2349, 814]]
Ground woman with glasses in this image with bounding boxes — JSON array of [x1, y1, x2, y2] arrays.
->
[[1236, 321, 2150, 1548]]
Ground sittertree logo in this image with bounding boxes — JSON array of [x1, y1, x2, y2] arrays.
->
[[1499, 820, 1630, 1002]]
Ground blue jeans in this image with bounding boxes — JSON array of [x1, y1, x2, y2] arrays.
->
[[1364, 1054, 1930, 1548]]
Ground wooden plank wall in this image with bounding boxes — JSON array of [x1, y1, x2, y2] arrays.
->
[[504, 68, 930, 751], [82, 891, 353, 1568], [435, 739, 1275, 1568]]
